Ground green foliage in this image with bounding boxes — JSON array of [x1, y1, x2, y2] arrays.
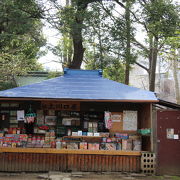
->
[[0, 81, 16, 91], [83, 1, 135, 84], [83, 2, 116, 69], [0, 0, 46, 90], [47, 71, 63, 79], [58, 6, 77, 34], [143, 0, 179, 38], [85, 55, 125, 83], [103, 61, 125, 83], [53, 35, 73, 68], [165, 31, 180, 49], [0, 0, 43, 47]]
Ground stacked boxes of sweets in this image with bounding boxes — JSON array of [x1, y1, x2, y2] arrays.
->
[[79, 142, 88, 150], [100, 137, 117, 150], [122, 139, 132, 151], [43, 132, 51, 148], [50, 130, 56, 148], [99, 133, 129, 151], [42, 131, 56, 148], [26, 135, 44, 148], [100, 132, 110, 138], [83, 132, 101, 150], [34, 136, 45, 148], [66, 142, 79, 149], [65, 136, 81, 150], [115, 133, 132, 151], [3, 134, 13, 147], [115, 133, 141, 151], [100, 136, 106, 150], [0, 134, 28, 148], [88, 143, 99, 150], [121, 135, 141, 151], [84, 132, 106, 150], [99, 132, 114, 151], [18, 134, 28, 147], [3, 134, 14, 147], [106, 137, 117, 150], [0, 131, 4, 147], [26, 135, 34, 148], [7, 128, 22, 135], [0, 137, 4, 147], [33, 136, 39, 148], [32, 135, 38, 148]]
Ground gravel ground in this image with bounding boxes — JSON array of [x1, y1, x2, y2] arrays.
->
[[0, 172, 179, 180]]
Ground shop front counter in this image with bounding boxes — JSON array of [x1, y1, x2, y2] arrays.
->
[[0, 147, 141, 172]]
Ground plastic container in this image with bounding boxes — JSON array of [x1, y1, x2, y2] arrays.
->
[[138, 128, 151, 135], [56, 141, 62, 149]]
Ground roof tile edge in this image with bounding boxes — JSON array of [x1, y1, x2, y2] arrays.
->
[[63, 68, 102, 77]]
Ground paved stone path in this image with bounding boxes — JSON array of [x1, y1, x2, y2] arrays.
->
[[0, 172, 179, 180]]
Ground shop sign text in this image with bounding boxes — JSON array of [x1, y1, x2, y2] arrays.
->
[[41, 101, 80, 111]]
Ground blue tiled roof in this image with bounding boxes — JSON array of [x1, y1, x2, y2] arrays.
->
[[0, 69, 157, 101]]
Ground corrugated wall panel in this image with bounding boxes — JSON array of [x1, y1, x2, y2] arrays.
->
[[0, 153, 141, 172]]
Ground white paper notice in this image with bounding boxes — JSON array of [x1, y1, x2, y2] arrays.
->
[[17, 110, 25, 121], [123, 111, 137, 131], [174, 134, 179, 139], [167, 128, 174, 139]]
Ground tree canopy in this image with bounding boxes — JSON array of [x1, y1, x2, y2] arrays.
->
[[0, 0, 46, 90]]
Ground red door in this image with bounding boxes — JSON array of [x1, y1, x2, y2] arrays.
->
[[157, 110, 180, 175]]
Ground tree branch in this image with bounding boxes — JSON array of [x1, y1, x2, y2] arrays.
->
[[158, 40, 166, 51], [135, 61, 149, 72], [99, 2, 118, 22], [114, 0, 126, 9], [108, 49, 125, 58], [114, 0, 149, 34], [132, 37, 149, 52]]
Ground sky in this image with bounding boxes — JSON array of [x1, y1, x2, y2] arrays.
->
[[38, 26, 62, 71], [38, 0, 64, 71]]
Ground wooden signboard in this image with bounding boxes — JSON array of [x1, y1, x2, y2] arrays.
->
[[109, 112, 123, 133], [41, 101, 80, 111]]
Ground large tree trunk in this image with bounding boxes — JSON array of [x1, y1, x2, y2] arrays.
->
[[149, 37, 158, 91], [69, 34, 85, 69], [68, 2, 87, 69], [69, 0, 98, 69], [124, 0, 131, 85], [98, 25, 103, 70], [173, 49, 180, 104]]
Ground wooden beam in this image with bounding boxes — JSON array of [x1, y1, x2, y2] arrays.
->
[[0, 147, 141, 156], [0, 97, 159, 103]]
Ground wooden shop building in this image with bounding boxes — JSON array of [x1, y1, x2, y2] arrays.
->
[[0, 69, 158, 173]]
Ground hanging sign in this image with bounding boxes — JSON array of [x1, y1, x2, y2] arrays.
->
[[111, 112, 122, 122], [41, 101, 80, 111], [104, 111, 112, 129]]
